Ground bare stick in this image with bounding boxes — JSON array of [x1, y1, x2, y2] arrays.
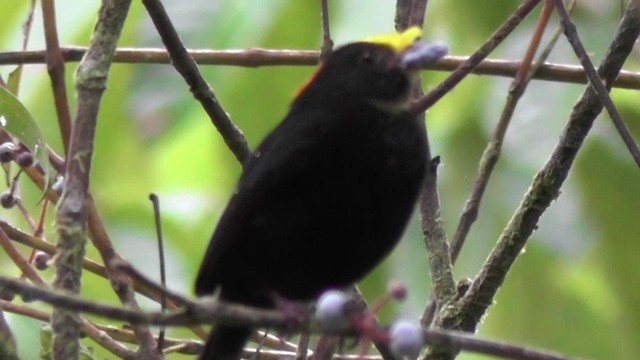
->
[[141, 0, 251, 164], [41, 0, 72, 153], [0, 300, 197, 356], [149, 193, 167, 352], [319, 0, 333, 60], [451, 0, 558, 274], [0, 276, 573, 360], [410, 0, 543, 114], [2, 47, 640, 90], [554, 0, 640, 168], [0, 226, 44, 286], [436, 3, 639, 358], [424, 0, 565, 327]]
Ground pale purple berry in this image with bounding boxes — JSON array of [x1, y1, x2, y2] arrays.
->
[[315, 290, 351, 330], [390, 320, 424, 359]]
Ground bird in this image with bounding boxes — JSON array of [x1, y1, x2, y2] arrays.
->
[[194, 26, 446, 360]]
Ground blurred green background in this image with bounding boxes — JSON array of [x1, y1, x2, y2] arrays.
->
[[1, 1, 639, 359]]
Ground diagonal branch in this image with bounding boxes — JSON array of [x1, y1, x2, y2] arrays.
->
[[41, 0, 72, 154], [141, 0, 251, 164], [449, 0, 563, 273], [431, 4, 640, 360], [411, 0, 543, 115], [554, 0, 640, 168]]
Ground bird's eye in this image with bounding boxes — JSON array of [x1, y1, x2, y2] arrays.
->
[[359, 51, 376, 65]]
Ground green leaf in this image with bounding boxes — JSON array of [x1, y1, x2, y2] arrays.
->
[[7, 66, 23, 96], [0, 86, 50, 186], [39, 325, 52, 360]]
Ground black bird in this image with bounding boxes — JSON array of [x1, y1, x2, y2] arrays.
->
[[195, 27, 446, 360]]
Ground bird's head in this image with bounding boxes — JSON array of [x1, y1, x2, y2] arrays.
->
[[297, 27, 447, 111]]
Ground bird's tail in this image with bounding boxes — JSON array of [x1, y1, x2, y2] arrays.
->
[[199, 325, 252, 360]]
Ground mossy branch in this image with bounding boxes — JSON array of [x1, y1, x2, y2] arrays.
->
[[52, 0, 133, 359]]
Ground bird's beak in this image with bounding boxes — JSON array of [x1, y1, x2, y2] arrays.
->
[[399, 42, 447, 70]]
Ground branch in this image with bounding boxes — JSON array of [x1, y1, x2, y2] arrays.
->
[[52, 0, 133, 359], [395, 0, 456, 315], [0, 276, 573, 360], [319, 0, 333, 60], [554, 0, 640, 168], [0, 227, 135, 358], [433, 3, 640, 358], [15, 161, 209, 342], [141, 0, 251, 164], [0, 299, 196, 356], [410, 0, 543, 114], [2, 47, 640, 89], [425, 0, 566, 326], [417, 0, 544, 335], [41, 0, 72, 154], [449, 0, 566, 272]]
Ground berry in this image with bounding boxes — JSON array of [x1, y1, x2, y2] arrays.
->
[[0, 191, 16, 209], [388, 281, 408, 301], [315, 290, 352, 330], [0, 142, 15, 163], [34, 251, 51, 270], [15, 152, 34, 167], [389, 320, 424, 359], [52, 176, 64, 196]]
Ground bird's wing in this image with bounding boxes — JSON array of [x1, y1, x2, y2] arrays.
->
[[194, 108, 348, 296]]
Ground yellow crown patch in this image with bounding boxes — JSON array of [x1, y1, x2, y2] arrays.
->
[[364, 26, 422, 53]]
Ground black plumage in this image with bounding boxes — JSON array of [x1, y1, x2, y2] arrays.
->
[[195, 29, 445, 360]]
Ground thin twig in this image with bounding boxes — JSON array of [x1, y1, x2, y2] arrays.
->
[[2, 47, 640, 89], [0, 299, 137, 358], [0, 276, 574, 360], [0, 232, 136, 358], [141, 0, 251, 164], [40, 0, 72, 154], [394, 0, 428, 30], [4, 0, 36, 97], [319, 0, 333, 60], [418, 0, 543, 335], [295, 332, 311, 360], [0, 299, 197, 355], [351, 285, 397, 360], [1, 220, 106, 277], [149, 193, 167, 352], [0, 225, 45, 286], [450, 0, 559, 271], [554, 0, 640, 168], [0, 275, 290, 328], [422, 0, 567, 328], [439, 1, 639, 355], [410, 0, 543, 115], [421, 329, 571, 360], [113, 259, 194, 307], [15, 162, 208, 341]]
